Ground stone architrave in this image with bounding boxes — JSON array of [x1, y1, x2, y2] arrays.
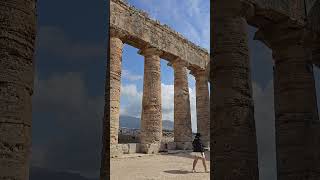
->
[[0, 1, 37, 180], [193, 69, 210, 147], [255, 27, 319, 179], [172, 59, 193, 150], [139, 47, 163, 154], [212, 0, 259, 179]]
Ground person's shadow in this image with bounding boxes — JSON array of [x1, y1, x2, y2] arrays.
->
[[163, 170, 190, 174], [163, 170, 201, 174]]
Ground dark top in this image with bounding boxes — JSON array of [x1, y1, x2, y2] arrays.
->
[[192, 137, 205, 152]]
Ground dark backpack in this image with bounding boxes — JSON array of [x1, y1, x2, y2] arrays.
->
[[192, 138, 204, 152]]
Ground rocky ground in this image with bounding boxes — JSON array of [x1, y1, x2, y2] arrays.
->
[[111, 151, 210, 180]]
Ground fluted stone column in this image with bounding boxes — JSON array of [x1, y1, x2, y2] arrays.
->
[[255, 27, 319, 179], [192, 69, 210, 147], [0, 1, 37, 180], [139, 47, 162, 154], [311, 121, 320, 179], [173, 59, 192, 150], [212, 0, 259, 179], [101, 31, 124, 179], [311, 46, 320, 178], [102, 31, 124, 159]]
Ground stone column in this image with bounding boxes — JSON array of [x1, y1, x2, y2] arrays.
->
[[311, 45, 320, 178], [102, 30, 124, 159], [173, 59, 192, 150], [192, 69, 210, 147], [139, 47, 162, 154], [212, 0, 259, 179], [0, 1, 37, 180], [311, 121, 320, 179], [255, 27, 319, 179], [100, 30, 124, 179]]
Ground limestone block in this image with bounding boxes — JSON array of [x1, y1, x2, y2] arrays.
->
[[140, 143, 160, 154], [110, 144, 123, 158], [128, 143, 138, 154], [121, 144, 129, 154]]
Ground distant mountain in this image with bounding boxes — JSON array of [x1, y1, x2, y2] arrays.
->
[[120, 116, 173, 130], [30, 167, 96, 180]]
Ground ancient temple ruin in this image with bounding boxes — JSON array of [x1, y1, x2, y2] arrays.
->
[[104, 0, 320, 180], [105, 0, 210, 157], [1, 0, 320, 180]]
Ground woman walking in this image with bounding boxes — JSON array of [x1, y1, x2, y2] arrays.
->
[[191, 133, 209, 173]]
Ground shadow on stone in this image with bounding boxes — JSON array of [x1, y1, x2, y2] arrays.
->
[[163, 170, 191, 174]]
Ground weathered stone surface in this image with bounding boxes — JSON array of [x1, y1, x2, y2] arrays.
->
[[121, 144, 129, 154], [256, 25, 319, 179], [311, 121, 320, 178], [101, 35, 123, 180], [211, 1, 259, 179], [128, 143, 139, 154], [110, 144, 124, 158], [110, 0, 209, 69], [0, 1, 36, 180], [172, 59, 193, 150], [192, 70, 210, 147], [109, 36, 123, 145], [307, 0, 320, 33], [254, 0, 306, 23], [139, 48, 162, 154], [100, 34, 123, 180]]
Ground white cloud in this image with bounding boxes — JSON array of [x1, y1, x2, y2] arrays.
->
[[120, 84, 143, 117], [161, 83, 174, 121], [122, 69, 143, 81]]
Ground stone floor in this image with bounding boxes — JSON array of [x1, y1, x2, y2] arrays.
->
[[110, 151, 210, 180]]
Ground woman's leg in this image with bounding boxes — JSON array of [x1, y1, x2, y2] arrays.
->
[[201, 153, 208, 172], [192, 157, 198, 172]]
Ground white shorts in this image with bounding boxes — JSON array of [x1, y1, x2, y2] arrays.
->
[[191, 152, 205, 158]]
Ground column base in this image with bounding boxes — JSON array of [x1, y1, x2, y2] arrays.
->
[[110, 144, 123, 158], [175, 142, 193, 150], [140, 143, 161, 154]]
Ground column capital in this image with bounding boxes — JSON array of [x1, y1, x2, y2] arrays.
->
[[190, 69, 208, 81], [171, 58, 189, 69], [254, 26, 318, 63], [254, 25, 312, 50], [110, 27, 126, 40], [138, 47, 162, 57], [214, 0, 255, 19]]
